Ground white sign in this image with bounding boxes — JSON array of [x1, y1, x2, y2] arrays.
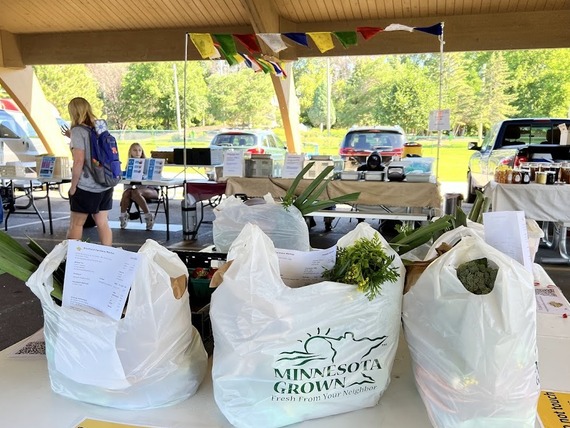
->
[[124, 158, 145, 180], [144, 158, 165, 180], [62, 241, 141, 320], [275, 245, 337, 288], [428, 109, 451, 131], [483, 211, 532, 272], [281, 153, 306, 179], [222, 151, 244, 177]]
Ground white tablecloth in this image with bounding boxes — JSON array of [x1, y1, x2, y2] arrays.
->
[[485, 182, 570, 222]]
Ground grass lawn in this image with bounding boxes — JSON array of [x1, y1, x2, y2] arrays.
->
[[115, 129, 475, 183]]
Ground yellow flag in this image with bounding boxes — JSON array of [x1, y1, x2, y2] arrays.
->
[[189, 33, 217, 59], [307, 32, 335, 53]]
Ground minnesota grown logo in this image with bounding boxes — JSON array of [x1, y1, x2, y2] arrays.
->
[[272, 328, 388, 402]]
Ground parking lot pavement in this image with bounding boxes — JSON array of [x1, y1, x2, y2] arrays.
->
[[1, 190, 569, 351]]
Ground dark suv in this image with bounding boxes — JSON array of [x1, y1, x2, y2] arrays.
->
[[339, 126, 407, 166]]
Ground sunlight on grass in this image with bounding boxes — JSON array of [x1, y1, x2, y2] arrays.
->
[[115, 128, 475, 183]]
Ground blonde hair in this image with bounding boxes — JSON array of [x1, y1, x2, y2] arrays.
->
[[67, 97, 97, 128], [128, 142, 146, 158]]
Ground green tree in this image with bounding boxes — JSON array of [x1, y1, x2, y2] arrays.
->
[[293, 59, 326, 125], [34, 64, 103, 119], [505, 49, 570, 117], [307, 82, 336, 129], [87, 63, 128, 129], [206, 68, 276, 127]]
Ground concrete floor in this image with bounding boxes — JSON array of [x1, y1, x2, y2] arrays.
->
[[1, 184, 569, 351]]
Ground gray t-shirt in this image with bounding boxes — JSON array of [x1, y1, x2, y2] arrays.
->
[[70, 126, 111, 193]]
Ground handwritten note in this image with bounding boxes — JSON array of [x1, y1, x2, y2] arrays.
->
[[483, 211, 532, 272], [276, 246, 337, 288], [63, 241, 140, 320]]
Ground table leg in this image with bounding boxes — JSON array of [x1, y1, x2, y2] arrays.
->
[[164, 186, 170, 241], [46, 182, 53, 235]]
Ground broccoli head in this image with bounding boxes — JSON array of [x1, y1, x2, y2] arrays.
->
[[456, 258, 498, 295]]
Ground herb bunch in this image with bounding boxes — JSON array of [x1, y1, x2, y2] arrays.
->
[[322, 235, 399, 300]]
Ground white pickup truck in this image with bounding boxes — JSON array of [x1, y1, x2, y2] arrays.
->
[[466, 118, 570, 202]]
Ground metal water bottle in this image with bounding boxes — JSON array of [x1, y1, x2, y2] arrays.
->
[[181, 193, 198, 240]]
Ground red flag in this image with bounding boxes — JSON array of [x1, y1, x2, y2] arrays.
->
[[356, 27, 383, 41], [234, 34, 261, 53]]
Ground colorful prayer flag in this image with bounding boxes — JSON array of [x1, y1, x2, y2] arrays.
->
[[189, 33, 217, 59], [356, 26, 383, 40], [307, 32, 335, 53], [257, 33, 288, 53], [333, 31, 358, 48], [282, 33, 309, 47], [383, 24, 414, 32], [213, 34, 238, 56], [414, 23, 443, 36], [234, 34, 261, 53]]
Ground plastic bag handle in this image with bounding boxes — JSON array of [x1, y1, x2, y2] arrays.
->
[[26, 241, 69, 308], [226, 223, 287, 296]]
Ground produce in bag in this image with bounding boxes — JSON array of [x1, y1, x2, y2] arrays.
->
[[211, 222, 405, 428], [213, 194, 310, 252], [26, 239, 208, 409], [402, 235, 539, 427]]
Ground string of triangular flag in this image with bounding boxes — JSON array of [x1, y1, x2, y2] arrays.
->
[[188, 23, 443, 77]]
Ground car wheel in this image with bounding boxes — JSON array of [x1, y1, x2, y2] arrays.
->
[[466, 172, 477, 203]]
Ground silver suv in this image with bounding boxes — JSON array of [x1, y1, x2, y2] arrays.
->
[[210, 129, 287, 176], [0, 109, 41, 164]]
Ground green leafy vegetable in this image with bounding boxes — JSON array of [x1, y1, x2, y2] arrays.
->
[[282, 161, 360, 215], [456, 257, 498, 295], [322, 235, 399, 300]]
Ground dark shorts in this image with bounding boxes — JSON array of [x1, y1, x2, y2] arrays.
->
[[69, 187, 113, 214]]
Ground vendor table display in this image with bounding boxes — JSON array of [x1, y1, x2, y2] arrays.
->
[[484, 181, 570, 261], [224, 177, 441, 209]]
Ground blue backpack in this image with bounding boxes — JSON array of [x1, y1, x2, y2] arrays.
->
[[81, 125, 122, 187]]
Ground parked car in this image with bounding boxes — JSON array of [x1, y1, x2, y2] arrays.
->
[[0, 109, 42, 164], [467, 118, 570, 202], [339, 126, 407, 167], [210, 129, 287, 176]]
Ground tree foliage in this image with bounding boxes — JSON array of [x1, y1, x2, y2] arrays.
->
[[34, 64, 103, 119], [27, 48, 570, 135]]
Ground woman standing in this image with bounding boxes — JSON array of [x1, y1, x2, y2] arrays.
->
[[66, 97, 113, 245], [119, 142, 158, 230]]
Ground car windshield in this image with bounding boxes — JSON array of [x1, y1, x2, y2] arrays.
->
[[0, 113, 28, 139], [345, 131, 405, 151], [212, 133, 257, 147]]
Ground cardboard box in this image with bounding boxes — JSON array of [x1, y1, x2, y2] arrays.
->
[[144, 158, 165, 180], [150, 150, 174, 164], [35, 156, 71, 179], [124, 158, 145, 180]]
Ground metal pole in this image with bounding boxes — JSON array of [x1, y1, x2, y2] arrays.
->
[[183, 33, 188, 182], [436, 23, 445, 182], [173, 63, 182, 134], [326, 57, 331, 135]]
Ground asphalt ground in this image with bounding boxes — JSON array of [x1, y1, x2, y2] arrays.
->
[[1, 183, 569, 351]]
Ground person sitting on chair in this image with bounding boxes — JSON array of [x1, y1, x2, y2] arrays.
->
[[119, 142, 159, 230]]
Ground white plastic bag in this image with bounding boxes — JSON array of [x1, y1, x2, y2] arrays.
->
[[402, 235, 539, 427], [211, 223, 405, 428], [213, 194, 310, 252], [26, 239, 208, 409]]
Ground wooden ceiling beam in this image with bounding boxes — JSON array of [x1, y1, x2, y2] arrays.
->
[[0, 31, 24, 68], [13, 9, 570, 65]]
